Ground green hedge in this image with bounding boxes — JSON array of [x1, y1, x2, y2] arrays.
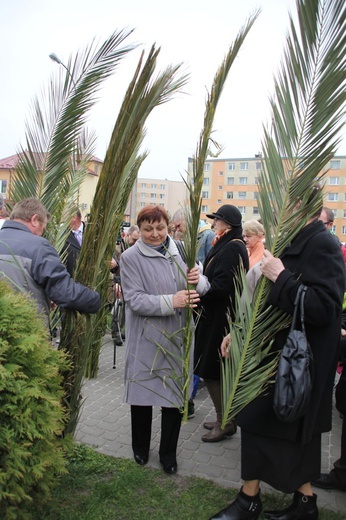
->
[[0, 280, 71, 519]]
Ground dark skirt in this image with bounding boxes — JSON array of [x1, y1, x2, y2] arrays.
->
[[241, 429, 321, 493]]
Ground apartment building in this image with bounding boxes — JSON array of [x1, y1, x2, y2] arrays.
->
[[134, 178, 188, 220], [189, 155, 346, 239]]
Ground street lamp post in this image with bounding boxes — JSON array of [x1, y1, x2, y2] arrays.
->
[[49, 53, 76, 88]]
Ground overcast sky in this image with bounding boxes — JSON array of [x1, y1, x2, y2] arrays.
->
[[1, 0, 345, 181]]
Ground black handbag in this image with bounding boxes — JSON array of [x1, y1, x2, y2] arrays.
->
[[273, 284, 314, 423]]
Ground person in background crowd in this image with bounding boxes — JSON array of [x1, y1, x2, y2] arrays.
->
[[109, 224, 140, 346], [63, 208, 85, 276], [242, 220, 265, 268], [0, 194, 8, 228], [172, 208, 214, 264], [210, 185, 345, 520], [194, 204, 249, 443], [320, 206, 346, 266], [0, 198, 101, 332], [120, 205, 209, 475]]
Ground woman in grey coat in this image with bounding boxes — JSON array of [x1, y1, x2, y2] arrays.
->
[[120, 205, 209, 474]]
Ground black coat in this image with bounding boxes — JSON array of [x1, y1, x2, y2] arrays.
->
[[237, 220, 345, 444], [194, 228, 249, 379], [63, 231, 81, 276]]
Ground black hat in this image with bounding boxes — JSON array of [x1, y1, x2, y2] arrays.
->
[[206, 205, 242, 227]]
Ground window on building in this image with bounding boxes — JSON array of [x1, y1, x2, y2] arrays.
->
[[227, 177, 234, 185], [140, 202, 145, 207], [160, 184, 166, 189], [94, 164, 99, 175], [159, 203, 165, 207], [342, 226, 346, 235], [219, 171, 223, 176], [202, 191, 209, 199], [150, 193, 156, 199], [141, 183, 146, 188], [151, 183, 156, 189], [202, 205, 208, 213], [330, 160, 341, 169], [204, 163, 211, 171], [218, 185, 222, 190], [203, 177, 210, 185], [253, 207, 259, 215], [239, 191, 246, 200], [254, 177, 258, 185], [141, 192, 146, 198], [160, 193, 165, 199], [343, 210, 346, 218], [0, 180, 7, 193], [239, 177, 247, 185], [240, 162, 248, 170], [329, 176, 339, 185], [226, 192, 233, 199], [255, 162, 261, 171], [328, 193, 338, 202], [238, 206, 246, 214], [228, 162, 235, 170], [217, 199, 222, 204], [254, 192, 259, 200]]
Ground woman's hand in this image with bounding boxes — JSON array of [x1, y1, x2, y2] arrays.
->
[[187, 266, 200, 285], [260, 250, 285, 282], [173, 289, 200, 309], [221, 334, 231, 358]]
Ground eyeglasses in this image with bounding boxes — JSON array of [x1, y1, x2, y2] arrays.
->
[[322, 221, 331, 226]]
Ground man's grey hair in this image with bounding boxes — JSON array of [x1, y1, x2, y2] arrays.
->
[[128, 225, 139, 235]]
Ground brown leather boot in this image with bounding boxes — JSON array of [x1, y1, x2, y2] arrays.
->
[[201, 420, 237, 442]]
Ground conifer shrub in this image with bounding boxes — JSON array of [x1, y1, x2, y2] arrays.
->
[[0, 280, 71, 519]]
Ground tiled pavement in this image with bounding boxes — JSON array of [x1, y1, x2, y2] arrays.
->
[[75, 334, 346, 517]]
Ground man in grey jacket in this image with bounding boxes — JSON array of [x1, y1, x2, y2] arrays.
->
[[0, 197, 101, 330]]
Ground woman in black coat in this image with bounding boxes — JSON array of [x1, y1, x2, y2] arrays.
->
[[194, 205, 249, 443], [210, 200, 345, 519]]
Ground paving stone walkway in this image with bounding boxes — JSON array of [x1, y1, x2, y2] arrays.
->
[[75, 335, 346, 517]]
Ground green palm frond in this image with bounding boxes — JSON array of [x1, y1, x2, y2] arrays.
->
[[176, 10, 260, 422], [183, 9, 260, 270], [10, 29, 136, 241], [59, 45, 189, 433], [222, 0, 346, 426]]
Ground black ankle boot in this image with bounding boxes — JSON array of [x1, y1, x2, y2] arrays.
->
[[209, 489, 262, 520], [264, 491, 318, 520]]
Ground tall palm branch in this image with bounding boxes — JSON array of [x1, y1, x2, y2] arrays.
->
[[10, 29, 136, 249], [59, 45, 189, 434], [177, 10, 260, 421], [221, 0, 346, 425]]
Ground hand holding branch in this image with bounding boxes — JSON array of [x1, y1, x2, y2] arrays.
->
[[221, 333, 231, 359], [173, 289, 200, 309], [186, 266, 200, 285], [260, 250, 285, 282]]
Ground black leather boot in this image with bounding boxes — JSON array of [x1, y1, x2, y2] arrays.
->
[[264, 491, 318, 519], [209, 489, 262, 520]]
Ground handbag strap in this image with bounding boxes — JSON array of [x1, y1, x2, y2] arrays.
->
[[290, 284, 307, 332]]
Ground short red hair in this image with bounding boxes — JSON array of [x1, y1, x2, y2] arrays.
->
[[137, 205, 169, 227]]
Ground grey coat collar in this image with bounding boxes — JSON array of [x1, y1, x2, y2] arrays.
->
[[136, 236, 179, 258]]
